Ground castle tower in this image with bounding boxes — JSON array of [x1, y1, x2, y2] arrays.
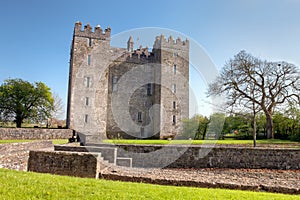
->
[[67, 22, 113, 138], [127, 36, 134, 52], [153, 34, 189, 138]]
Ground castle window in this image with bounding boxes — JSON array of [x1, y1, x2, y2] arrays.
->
[[84, 77, 91, 88], [173, 84, 176, 93], [173, 64, 176, 74], [85, 97, 89, 106], [88, 38, 92, 47], [140, 127, 145, 137], [147, 83, 152, 96], [112, 76, 118, 92], [84, 114, 88, 123], [137, 112, 142, 122], [173, 101, 176, 109], [172, 115, 176, 125], [87, 55, 91, 65]]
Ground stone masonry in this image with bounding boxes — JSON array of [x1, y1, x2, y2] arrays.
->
[[0, 141, 53, 171], [66, 22, 189, 140], [27, 150, 102, 178], [0, 128, 73, 140], [84, 143, 300, 170]]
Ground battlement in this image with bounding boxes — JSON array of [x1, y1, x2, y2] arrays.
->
[[128, 46, 153, 62], [136, 45, 149, 56], [74, 21, 111, 40], [153, 34, 189, 50]]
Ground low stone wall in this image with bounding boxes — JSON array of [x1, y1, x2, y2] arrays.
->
[[27, 150, 103, 178], [87, 143, 300, 169], [0, 128, 73, 140], [0, 141, 53, 171], [54, 145, 117, 164], [100, 169, 300, 195]]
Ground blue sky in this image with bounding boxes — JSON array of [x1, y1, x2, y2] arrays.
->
[[0, 0, 300, 118]]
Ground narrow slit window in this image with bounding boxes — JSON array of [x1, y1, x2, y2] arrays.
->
[[85, 97, 89, 106], [85, 77, 91, 88], [173, 101, 176, 109], [87, 55, 91, 65], [112, 76, 118, 92], [147, 83, 152, 96], [84, 114, 88, 123], [172, 115, 176, 125], [88, 38, 92, 47], [173, 64, 176, 74], [138, 112, 142, 122], [173, 84, 176, 93]]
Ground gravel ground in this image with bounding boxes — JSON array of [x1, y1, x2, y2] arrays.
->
[[100, 165, 300, 195]]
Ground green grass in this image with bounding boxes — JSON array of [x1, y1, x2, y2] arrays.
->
[[0, 139, 68, 145], [104, 139, 299, 146], [0, 139, 35, 144], [51, 139, 69, 145], [0, 169, 298, 200]]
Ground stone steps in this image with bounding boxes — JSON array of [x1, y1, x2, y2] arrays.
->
[[54, 145, 132, 168]]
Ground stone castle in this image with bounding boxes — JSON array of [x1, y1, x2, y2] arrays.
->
[[66, 22, 189, 139]]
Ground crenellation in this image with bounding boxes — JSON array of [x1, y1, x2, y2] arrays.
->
[[74, 21, 111, 40], [84, 23, 93, 33], [125, 41, 153, 61], [74, 21, 82, 32], [94, 24, 103, 34], [153, 34, 189, 51], [176, 37, 181, 44]]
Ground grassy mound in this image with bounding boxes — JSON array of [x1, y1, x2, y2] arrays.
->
[[0, 169, 298, 200]]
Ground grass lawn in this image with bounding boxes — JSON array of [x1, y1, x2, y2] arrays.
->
[[0, 139, 35, 144], [104, 139, 299, 146], [0, 169, 298, 200], [0, 139, 68, 145]]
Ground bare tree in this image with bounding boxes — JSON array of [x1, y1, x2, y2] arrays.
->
[[231, 84, 262, 147], [48, 93, 65, 127], [208, 51, 300, 139]]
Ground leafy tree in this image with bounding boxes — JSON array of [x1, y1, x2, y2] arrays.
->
[[205, 113, 226, 139], [256, 113, 266, 137], [195, 115, 209, 139], [182, 115, 209, 139], [273, 112, 292, 139], [208, 51, 300, 139], [272, 103, 300, 140], [182, 118, 198, 139], [223, 114, 248, 135], [285, 103, 300, 137], [0, 78, 54, 127]]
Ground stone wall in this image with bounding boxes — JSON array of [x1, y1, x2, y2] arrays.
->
[[27, 150, 103, 178], [0, 128, 73, 140], [54, 145, 117, 164], [0, 141, 53, 171], [88, 143, 300, 170]]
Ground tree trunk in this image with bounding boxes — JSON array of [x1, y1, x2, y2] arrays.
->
[[266, 113, 274, 139], [16, 120, 22, 128], [202, 125, 207, 140], [15, 116, 23, 128], [253, 116, 257, 147]]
